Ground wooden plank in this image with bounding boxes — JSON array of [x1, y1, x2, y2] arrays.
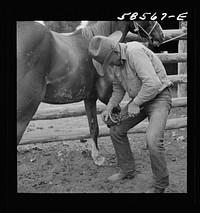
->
[[178, 21, 187, 97], [32, 104, 87, 120], [32, 97, 187, 120], [157, 53, 187, 63], [164, 28, 187, 41], [19, 117, 187, 145], [170, 97, 187, 108], [168, 74, 187, 84]]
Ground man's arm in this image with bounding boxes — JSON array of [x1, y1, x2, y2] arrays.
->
[[101, 80, 126, 123], [106, 80, 126, 111], [129, 48, 162, 106]]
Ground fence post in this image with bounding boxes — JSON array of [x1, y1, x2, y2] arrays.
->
[[177, 21, 187, 97]]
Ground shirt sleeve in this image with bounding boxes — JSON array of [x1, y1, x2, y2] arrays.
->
[[129, 48, 162, 106], [106, 80, 126, 110]]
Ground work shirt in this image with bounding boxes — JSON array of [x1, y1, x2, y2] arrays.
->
[[106, 41, 172, 110]]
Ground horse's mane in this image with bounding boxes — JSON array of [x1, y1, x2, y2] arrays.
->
[[81, 21, 113, 40]]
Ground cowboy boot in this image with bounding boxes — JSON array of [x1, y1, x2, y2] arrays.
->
[[108, 171, 136, 182], [145, 185, 166, 193]]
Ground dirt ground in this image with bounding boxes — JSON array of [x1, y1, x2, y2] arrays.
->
[[17, 106, 187, 193]]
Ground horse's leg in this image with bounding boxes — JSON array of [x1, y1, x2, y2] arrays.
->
[[17, 22, 53, 144], [84, 99, 105, 166], [17, 73, 46, 144]]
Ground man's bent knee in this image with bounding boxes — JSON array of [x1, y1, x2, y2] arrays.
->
[[110, 125, 127, 143]]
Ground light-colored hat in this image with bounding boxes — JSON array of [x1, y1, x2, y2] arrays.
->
[[89, 31, 122, 76]]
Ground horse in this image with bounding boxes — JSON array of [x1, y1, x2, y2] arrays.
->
[[17, 21, 165, 165]]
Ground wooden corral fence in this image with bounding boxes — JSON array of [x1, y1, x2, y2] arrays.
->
[[20, 24, 187, 145]]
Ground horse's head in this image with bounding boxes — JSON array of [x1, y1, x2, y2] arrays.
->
[[129, 21, 165, 46]]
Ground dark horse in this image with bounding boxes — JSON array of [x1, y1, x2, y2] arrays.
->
[[17, 21, 165, 165]]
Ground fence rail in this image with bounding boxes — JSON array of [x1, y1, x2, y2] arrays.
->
[[20, 117, 187, 145], [157, 53, 187, 63], [32, 97, 187, 121]]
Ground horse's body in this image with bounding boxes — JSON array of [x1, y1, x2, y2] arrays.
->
[[17, 21, 164, 165]]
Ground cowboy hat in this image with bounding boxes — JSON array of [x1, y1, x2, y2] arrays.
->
[[89, 31, 123, 76]]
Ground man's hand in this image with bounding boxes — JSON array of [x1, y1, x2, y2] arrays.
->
[[128, 102, 140, 118], [101, 109, 110, 123]]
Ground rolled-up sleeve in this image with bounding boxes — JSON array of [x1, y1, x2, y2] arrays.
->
[[129, 48, 162, 106], [106, 80, 126, 110]]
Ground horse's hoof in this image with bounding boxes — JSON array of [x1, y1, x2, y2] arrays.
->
[[94, 155, 105, 166]]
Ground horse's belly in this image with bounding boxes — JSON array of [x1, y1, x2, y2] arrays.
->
[[43, 83, 88, 104]]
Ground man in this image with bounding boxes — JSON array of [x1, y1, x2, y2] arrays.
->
[[89, 31, 172, 193]]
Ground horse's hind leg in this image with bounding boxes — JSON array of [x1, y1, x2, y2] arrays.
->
[[17, 74, 46, 144], [84, 99, 105, 166], [17, 101, 42, 144]]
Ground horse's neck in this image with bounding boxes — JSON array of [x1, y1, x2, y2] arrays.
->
[[81, 21, 128, 40]]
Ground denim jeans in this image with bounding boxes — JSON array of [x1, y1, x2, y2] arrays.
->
[[109, 88, 172, 189]]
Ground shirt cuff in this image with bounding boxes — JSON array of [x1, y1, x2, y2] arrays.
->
[[106, 102, 114, 111], [133, 96, 144, 106]]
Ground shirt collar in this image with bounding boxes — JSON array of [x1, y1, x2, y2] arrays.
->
[[119, 43, 127, 65]]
